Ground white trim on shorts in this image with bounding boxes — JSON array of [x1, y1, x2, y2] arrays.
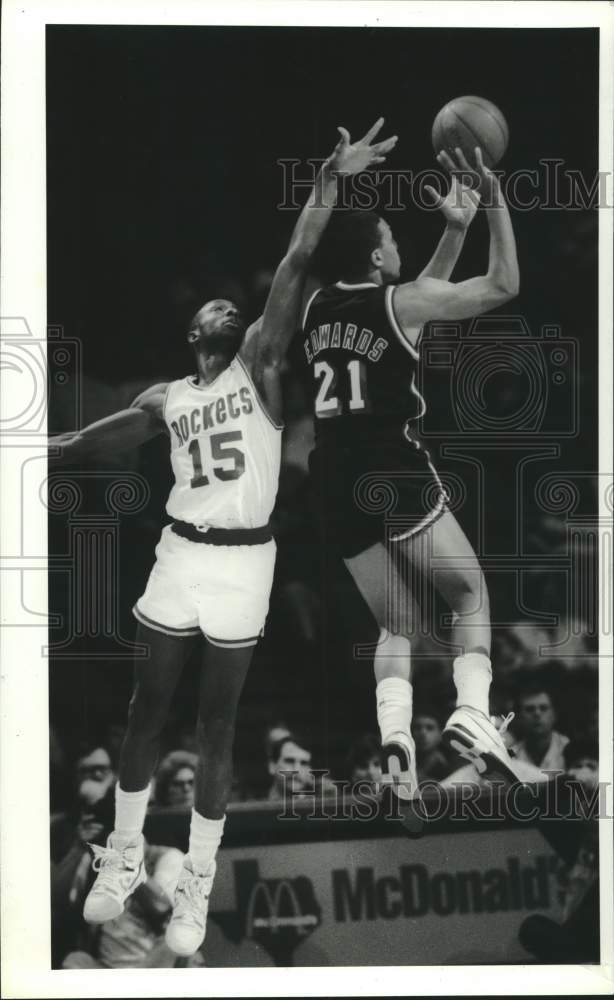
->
[[133, 605, 261, 648], [132, 604, 201, 638], [204, 631, 262, 649], [389, 426, 448, 542]]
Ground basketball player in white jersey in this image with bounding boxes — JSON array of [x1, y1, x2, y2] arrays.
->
[[48, 118, 399, 957]]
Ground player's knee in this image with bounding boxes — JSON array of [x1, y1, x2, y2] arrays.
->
[[454, 568, 489, 615], [475, 571, 490, 612]]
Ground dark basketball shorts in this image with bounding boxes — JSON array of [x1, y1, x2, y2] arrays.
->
[[308, 430, 448, 559]]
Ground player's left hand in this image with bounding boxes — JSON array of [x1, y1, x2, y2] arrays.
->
[[327, 117, 398, 175], [423, 175, 481, 230]]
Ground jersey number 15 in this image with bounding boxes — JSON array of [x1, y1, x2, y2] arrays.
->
[[188, 431, 245, 488]]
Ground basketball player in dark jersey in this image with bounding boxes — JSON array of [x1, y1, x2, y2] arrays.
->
[[301, 146, 520, 815], [48, 119, 398, 957]]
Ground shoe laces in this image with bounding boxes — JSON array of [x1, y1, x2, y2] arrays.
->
[[173, 871, 211, 925], [489, 712, 516, 756], [498, 712, 515, 736], [89, 842, 137, 892]]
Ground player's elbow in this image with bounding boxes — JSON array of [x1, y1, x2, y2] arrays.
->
[[491, 274, 519, 303]]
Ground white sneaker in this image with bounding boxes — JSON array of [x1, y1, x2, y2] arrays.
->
[[83, 834, 146, 923], [380, 734, 426, 835], [165, 858, 216, 957], [443, 707, 518, 783], [381, 734, 419, 801]]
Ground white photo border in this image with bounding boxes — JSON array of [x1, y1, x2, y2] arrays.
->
[[1, 1, 612, 996]]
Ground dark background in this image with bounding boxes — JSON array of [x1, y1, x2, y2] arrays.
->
[[47, 26, 599, 789], [47, 26, 598, 379]]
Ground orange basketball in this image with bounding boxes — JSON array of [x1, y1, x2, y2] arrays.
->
[[432, 96, 509, 168]]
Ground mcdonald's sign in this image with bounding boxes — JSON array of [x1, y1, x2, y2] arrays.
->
[[246, 878, 319, 935], [218, 858, 322, 964]]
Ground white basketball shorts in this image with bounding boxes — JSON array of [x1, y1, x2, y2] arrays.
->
[[133, 525, 276, 648]]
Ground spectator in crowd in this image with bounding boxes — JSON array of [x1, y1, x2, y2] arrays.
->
[[62, 841, 190, 969], [75, 744, 116, 796], [51, 744, 116, 966], [411, 708, 450, 782], [268, 733, 313, 802], [266, 732, 336, 802], [154, 750, 197, 808], [518, 740, 599, 963], [564, 738, 599, 791], [50, 724, 71, 812], [511, 686, 569, 773], [51, 744, 116, 864], [264, 721, 292, 760], [345, 734, 382, 792]]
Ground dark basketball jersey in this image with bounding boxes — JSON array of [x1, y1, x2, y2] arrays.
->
[[301, 281, 425, 445]]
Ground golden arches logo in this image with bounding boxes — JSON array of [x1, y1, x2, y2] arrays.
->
[[245, 879, 318, 937]]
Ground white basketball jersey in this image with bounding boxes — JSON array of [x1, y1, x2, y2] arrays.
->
[[164, 356, 282, 529]]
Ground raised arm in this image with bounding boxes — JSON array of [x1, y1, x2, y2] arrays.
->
[[48, 382, 168, 465], [241, 118, 397, 418], [418, 176, 480, 281], [393, 147, 519, 328]]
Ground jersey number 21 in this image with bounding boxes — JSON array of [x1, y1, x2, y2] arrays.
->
[[314, 359, 369, 418]]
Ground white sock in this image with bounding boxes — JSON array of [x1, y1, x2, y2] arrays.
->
[[113, 784, 150, 849], [188, 810, 225, 876], [376, 676, 413, 745], [453, 652, 492, 716]]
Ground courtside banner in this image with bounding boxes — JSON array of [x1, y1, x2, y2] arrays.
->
[[201, 827, 564, 966]]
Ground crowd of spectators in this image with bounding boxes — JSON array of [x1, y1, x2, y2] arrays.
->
[[48, 256, 601, 967], [50, 658, 600, 967]]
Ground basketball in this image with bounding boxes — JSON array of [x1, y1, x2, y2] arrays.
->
[[432, 96, 509, 167]]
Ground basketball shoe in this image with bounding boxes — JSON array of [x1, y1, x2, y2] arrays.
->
[[83, 834, 146, 923], [380, 733, 426, 835], [165, 857, 217, 957], [442, 706, 518, 783]]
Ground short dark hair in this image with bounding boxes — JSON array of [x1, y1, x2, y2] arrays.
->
[[563, 739, 598, 769], [75, 742, 111, 767], [317, 211, 383, 283], [154, 749, 198, 806], [514, 685, 555, 713], [269, 732, 311, 764], [346, 733, 381, 772]]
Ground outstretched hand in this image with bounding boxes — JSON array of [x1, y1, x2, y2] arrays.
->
[[423, 175, 480, 230], [436, 145, 500, 204], [327, 117, 398, 176]]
